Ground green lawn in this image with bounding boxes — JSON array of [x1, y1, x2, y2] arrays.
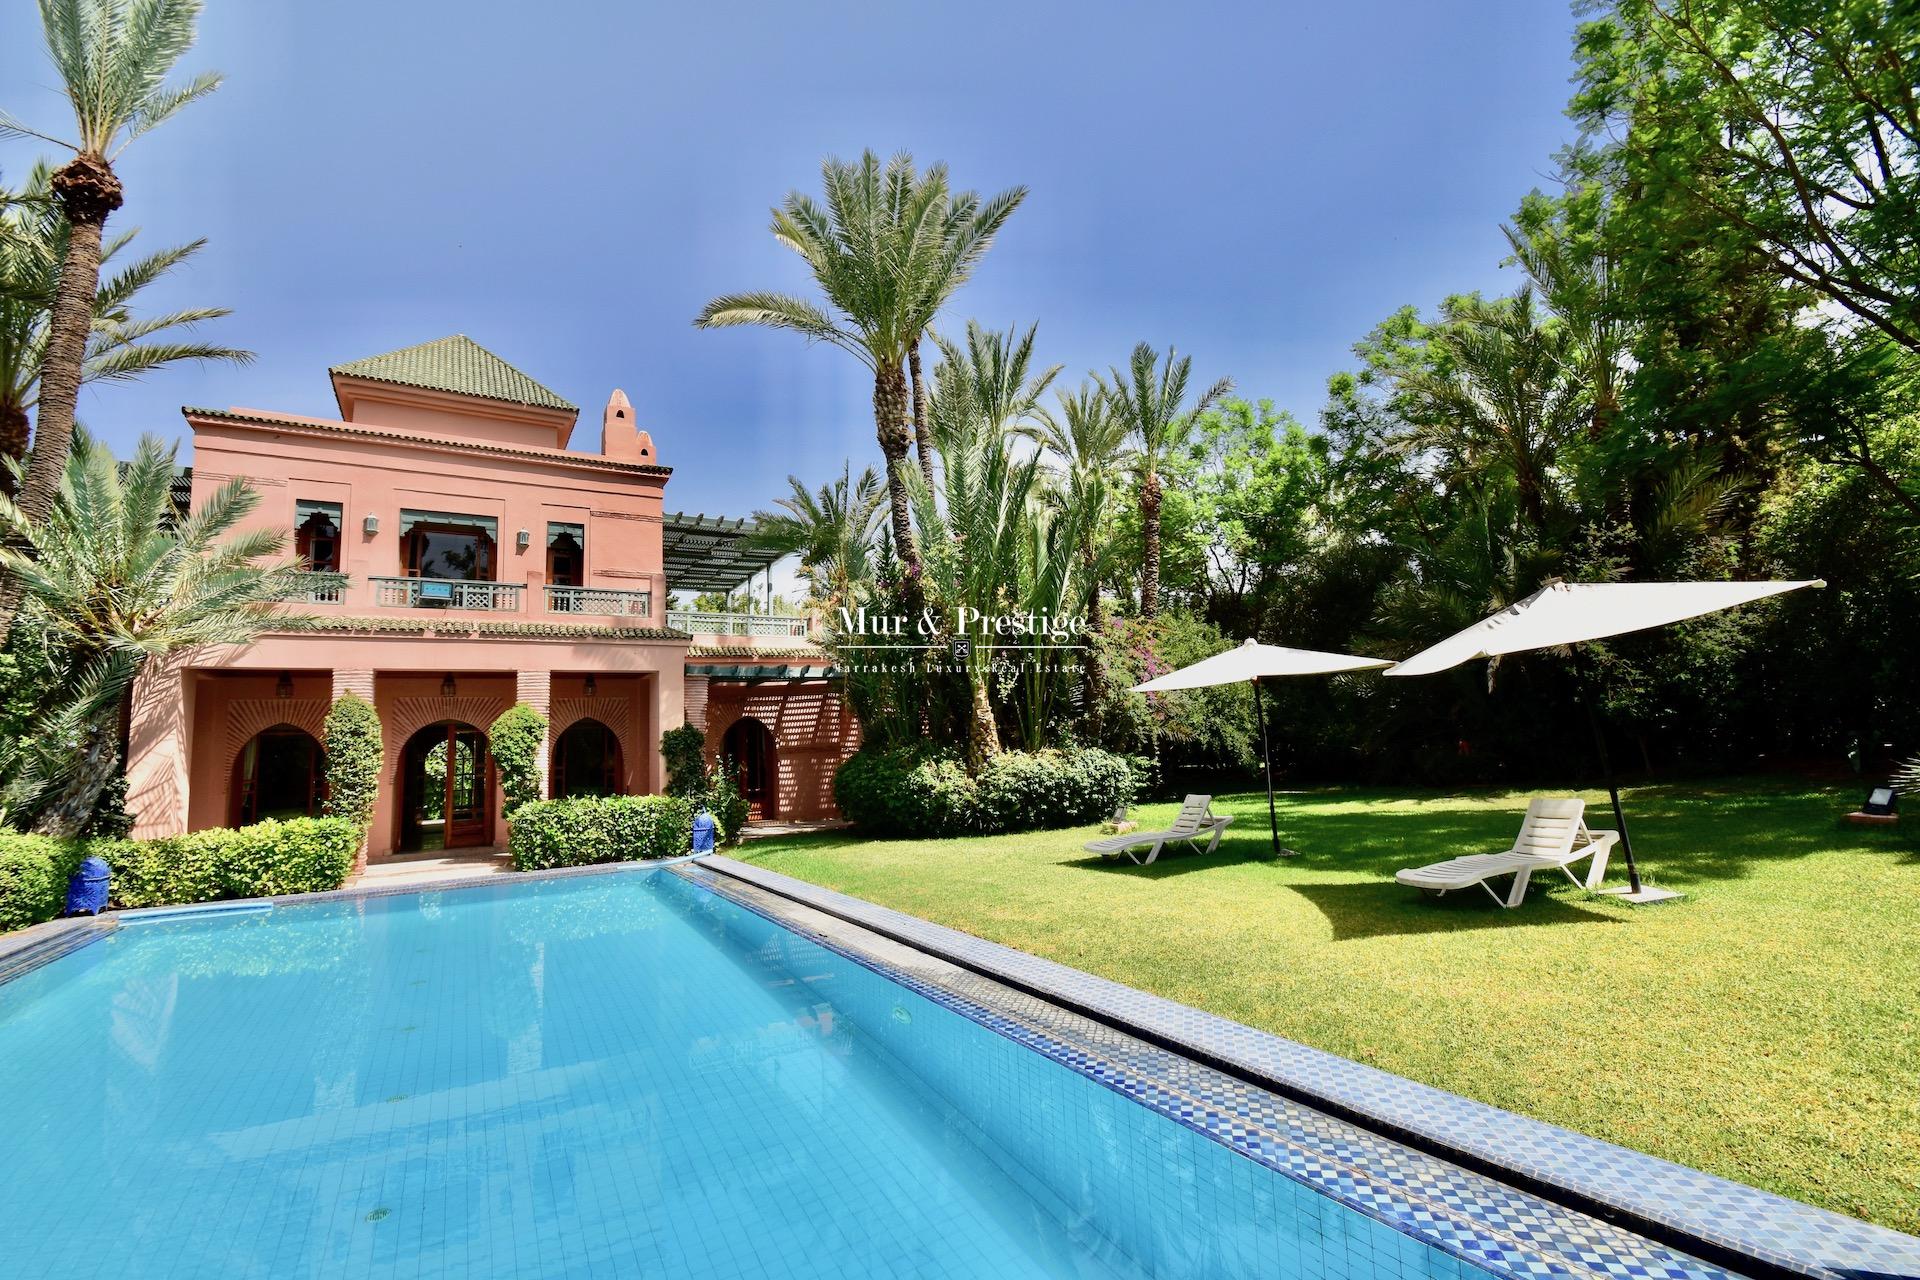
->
[[739, 779, 1920, 1234]]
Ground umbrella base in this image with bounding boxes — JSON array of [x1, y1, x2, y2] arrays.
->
[[1596, 884, 1684, 905]]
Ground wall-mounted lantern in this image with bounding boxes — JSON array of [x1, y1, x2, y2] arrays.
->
[[275, 671, 293, 699], [516, 528, 531, 550], [363, 513, 379, 536], [583, 674, 597, 697], [440, 674, 456, 698]]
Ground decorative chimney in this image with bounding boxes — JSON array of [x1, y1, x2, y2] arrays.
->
[[600, 389, 657, 463]]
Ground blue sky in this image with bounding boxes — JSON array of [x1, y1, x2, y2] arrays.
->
[[2, 1, 1578, 521]]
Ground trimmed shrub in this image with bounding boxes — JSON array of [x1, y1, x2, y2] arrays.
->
[[101, 817, 362, 908], [322, 693, 383, 830], [0, 818, 361, 931], [704, 759, 751, 845], [833, 746, 1134, 837], [0, 833, 86, 932], [975, 748, 1138, 833], [660, 723, 707, 797], [508, 794, 694, 870], [489, 703, 548, 815]]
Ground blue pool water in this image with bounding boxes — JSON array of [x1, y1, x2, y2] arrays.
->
[[0, 870, 1486, 1279]]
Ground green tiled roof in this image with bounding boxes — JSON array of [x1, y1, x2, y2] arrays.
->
[[330, 335, 577, 412]]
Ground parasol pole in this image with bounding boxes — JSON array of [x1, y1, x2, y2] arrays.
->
[[1252, 676, 1285, 857], [1575, 656, 1642, 894]]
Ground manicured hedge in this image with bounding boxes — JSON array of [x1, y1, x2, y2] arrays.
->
[[101, 817, 361, 909], [0, 817, 362, 932], [508, 794, 694, 870], [0, 833, 86, 933], [833, 746, 1136, 837]]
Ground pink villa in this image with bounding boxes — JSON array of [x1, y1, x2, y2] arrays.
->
[[124, 336, 860, 862]]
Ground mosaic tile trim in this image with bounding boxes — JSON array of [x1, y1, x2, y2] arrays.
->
[[693, 855, 1920, 1280], [672, 863, 1750, 1280]]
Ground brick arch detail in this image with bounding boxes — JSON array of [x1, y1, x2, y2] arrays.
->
[[548, 698, 637, 794], [223, 699, 328, 768], [549, 697, 634, 747], [219, 699, 329, 821], [383, 695, 514, 776]]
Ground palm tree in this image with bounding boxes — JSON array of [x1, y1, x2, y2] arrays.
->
[[1106, 343, 1232, 618], [928, 320, 1060, 453], [1025, 380, 1129, 720], [910, 416, 1045, 766], [696, 151, 1025, 590], [747, 464, 885, 604], [0, 433, 310, 835], [1392, 289, 1582, 538], [0, 160, 249, 495], [0, 0, 222, 648], [1504, 221, 1628, 442]]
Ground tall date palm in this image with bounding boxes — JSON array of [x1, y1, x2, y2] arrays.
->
[[0, 0, 223, 647], [0, 161, 249, 495], [697, 151, 1025, 589], [1106, 343, 1232, 618]]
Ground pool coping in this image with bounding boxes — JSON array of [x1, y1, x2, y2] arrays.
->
[[690, 854, 1920, 1280]]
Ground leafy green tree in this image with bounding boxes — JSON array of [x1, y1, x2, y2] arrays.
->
[[0, 433, 310, 835], [0, 0, 223, 648], [0, 160, 248, 494], [697, 152, 1026, 589], [1572, 0, 1919, 354], [1105, 342, 1232, 619]]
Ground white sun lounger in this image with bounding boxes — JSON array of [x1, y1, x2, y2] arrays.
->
[[1084, 795, 1235, 866], [1395, 798, 1618, 908]]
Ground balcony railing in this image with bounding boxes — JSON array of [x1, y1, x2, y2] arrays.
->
[[667, 609, 812, 638], [371, 576, 524, 611], [297, 572, 347, 604], [545, 585, 652, 617]]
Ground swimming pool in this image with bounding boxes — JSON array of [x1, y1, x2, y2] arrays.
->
[[0, 863, 1796, 1280]]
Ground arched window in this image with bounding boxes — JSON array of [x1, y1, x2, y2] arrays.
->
[[552, 719, 624, 798], [232, 725, 327, 826]]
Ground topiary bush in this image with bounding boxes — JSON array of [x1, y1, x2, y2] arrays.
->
[[489, 703, 548, 815], [0, 832, 86, 932], [322, 693, 382, 830], [100, 817, 362, 909], [833, 745, 1134, 837], [508, 794, 695, 870], [660, 723, 707, 797]]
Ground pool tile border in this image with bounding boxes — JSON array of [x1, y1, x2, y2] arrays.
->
[[673, 862, 1747, 1280], [691, 855, 1920, 1280]]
